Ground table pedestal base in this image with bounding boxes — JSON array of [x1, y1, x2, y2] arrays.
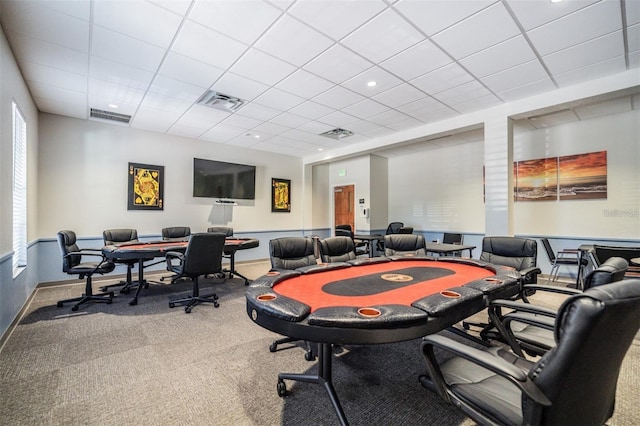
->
[[277, 342, 348, 426]]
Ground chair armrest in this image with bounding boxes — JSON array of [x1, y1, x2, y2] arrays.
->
[[165, 251, 184, 268], [504, 311, 555, 331], [519, 266, 541, 279], [488, 299, 557, 318], [421, 334, 551, 406], [521, 284, 581, 297]]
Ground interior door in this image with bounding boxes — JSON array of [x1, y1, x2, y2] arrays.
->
[[334, 185, 355, 233]]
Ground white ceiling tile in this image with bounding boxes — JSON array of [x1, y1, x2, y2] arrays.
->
[[28, 80, 86, 105], [341, 99, 390, 120], [267, 0, 297, 11], [149, 75, 207, 102], [2, 1, 90, 52], [410, 63, 474, 94], [527, 0, 623, 56], [395, 0, 494, 36], [415, 107, 459, 123], [8, 32, 89, 75], [433, 80, 493, 106], [304, 44, 373, 83], [220, 113, 263, 129], [148, 0, 192, 15], [91, 26, 165, 72], [159, 52, 225, 88], [480, 60, 551, 93], [93, 0, 182, 48], [172, 21, 248, 69], [341, 66, 404, 96], [506, 0, 600, 30], [344, 119, 385, 134], [255, 14, 334, 66], [288, 0, 387, 40], [181, 105, 231, 125], [167, 124, 207, 139], [22, 62, 87, 93], [226, 135, 262, 148], [254, 88, 305, 110], [553, 56, 627, 87], [318, 111, 359, 128], [35, 97, 87, 119], [379, 40, 452, 81], [189, 0, 282, 45], [170, 114, 216, 134], [341, 9, 424, 63], [460, 36, 537, 78], [628, 23, 640, 53], [131, 107, 181, 133], [432, 2, 521, 59], [297, 121, 334, 134], [288, 100, 335, 120], [496, 78, 558, 102], [628, 51, 640, 69], [386, 117, 423, 131], [276, 69, 335, 98], [211, 72, 269, 101], [235, 103, 281, 121], [200, 123, 247, 143], [626, 0, 640, 25], [89, 56, 155, 91], [395, 96, 444, 116], [230, 48, 297, 86], [312, 86, 365, 109], [139, 93, 192, 114], [543, 31, 625, 75], [23, 0, 90, 21], [367, 109, 411, 126], [87, 79, 146, 111], [252, 121, 292, 135], [372, 83, 426, 108], [453, 94, 502, 114], [268, 112, 311, 128]]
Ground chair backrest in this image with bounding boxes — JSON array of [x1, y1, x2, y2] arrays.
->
[[529, 279, 640, 425], [181, 233, 226, 276], [583, 256, 628, 289], [398, 226, 413, 234], [319, 236, 357, 263], [479, 236, 537, 271], [103, 228, 138, 245], [384, 234, 426, 256], [269, 237, 316, 270], [540, 237, 556, 263], [385, 222, 404, 235], [335, 224, 354, 238], [162, 226, 191, 241], [58, 230, 81, 272], [207, 226, 233, 237], [442, 233, 463, 245]]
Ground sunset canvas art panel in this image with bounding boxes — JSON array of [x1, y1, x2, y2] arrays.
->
[[515, 157, 558, 202], [559, 151, 607, 200]]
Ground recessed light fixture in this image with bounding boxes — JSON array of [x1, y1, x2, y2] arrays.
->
[[245, 133, 260, 139], [108, 103, 118, 109], [550, 0, 563, 3], [318, 148, 323, 151], [367, 81, 377, 87]]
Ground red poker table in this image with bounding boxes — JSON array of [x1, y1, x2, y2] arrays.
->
[[102, 237, 259, 305], [245, 256, 520, 425]]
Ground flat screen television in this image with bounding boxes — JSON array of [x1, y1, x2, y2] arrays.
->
[[193, 158, 256, 200]]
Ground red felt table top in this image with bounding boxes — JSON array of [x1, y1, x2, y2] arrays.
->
[[273, 260, 493, 311]]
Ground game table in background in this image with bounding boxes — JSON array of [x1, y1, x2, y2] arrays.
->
[[103, 237, 259, 305], [246, 257, 520, 425]]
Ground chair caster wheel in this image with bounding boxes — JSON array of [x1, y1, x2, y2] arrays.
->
[[169, 302, 175, 308], [269, 342, 277, 352], [107, 299, 113, 304], [121, 288, 130, 294], [71, 305, 79, 312], [185, 307, 192, 313], [277, 380, 287, 397], [304, 351, 315, 361], [57, 302, 63, 308], [214, 301, 219, 308]]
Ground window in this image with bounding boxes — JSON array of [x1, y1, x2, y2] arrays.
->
[[12, 101, 27, 277]]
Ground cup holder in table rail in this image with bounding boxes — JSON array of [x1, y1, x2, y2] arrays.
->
[[358, 307, 382, 318], [256, 294, 277, 302], [440, 290, 461, 298]]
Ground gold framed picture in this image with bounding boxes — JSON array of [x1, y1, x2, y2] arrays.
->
[[127, 162, 164, 210], [271, 178, 291, 212]]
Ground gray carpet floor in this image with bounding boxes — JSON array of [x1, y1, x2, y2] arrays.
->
[[0, 261, 638, 425]]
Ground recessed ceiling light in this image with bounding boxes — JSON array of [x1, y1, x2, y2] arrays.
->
[[367, 81, 377, 87], [245, 133, 260, 139], [550, 0, 563, 3], [108, 103, 118, 109], [318, 148, 323, 151]]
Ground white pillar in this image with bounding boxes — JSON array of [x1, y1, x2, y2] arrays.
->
[[484, 113, 514, 236]]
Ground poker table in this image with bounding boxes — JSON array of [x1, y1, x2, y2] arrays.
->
[[246, 256, 520, 425], [103, 237, 259, 305]]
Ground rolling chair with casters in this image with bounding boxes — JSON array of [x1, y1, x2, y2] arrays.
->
[[485, 256, 629, 357], [56, 230, 116, 311], [268, 237, 318, 361], [100, 228, 139, 294], [159, 226, 191, 283], [335, 224, 368, 257], [165, 232, 226, 313], [383, 234, 427, 257], [540, 237, 586, 287], [398, 226, 413, 234], [319, 236, 357, 263], [420, 279, 640, 426], [376, 221, 404, 253]]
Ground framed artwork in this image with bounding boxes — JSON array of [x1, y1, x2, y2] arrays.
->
[[514, 157, 558, 202], [271, 178, 291, 212], [559, 151, 607, 200], [128, 162, 164, 210]]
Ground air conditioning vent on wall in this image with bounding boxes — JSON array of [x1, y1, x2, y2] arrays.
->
[[89, 108, 131, 124], [320, 128, 354, 140], [196, 90, 245, 112]]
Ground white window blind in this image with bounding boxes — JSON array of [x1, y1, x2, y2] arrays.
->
[[12, 101, 27, 276]]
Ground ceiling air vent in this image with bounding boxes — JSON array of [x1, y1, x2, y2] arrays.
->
[[89, 108, 131, 124], [196, 90, 245, 112], [320, 128, 354, 140]]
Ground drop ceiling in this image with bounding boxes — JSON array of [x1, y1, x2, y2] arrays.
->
[[1, 0, 638, 158]]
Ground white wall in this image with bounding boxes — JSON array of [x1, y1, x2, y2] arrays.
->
[[328, 156, 372, 233], [37, 114, 305, 238], [513, 110, 640, 239]]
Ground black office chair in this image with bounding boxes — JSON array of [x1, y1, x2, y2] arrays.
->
[[268, 237, 318, 360], [377, 221, 404, 252], [166, 232, 226, 313], [420, 279, 640, 426], [56, 230, 115, 311], [160, 226, 191, 283], [442, 232, 463, 245], [335, 224, 368, 256], [485, 256, 629, 356], [100, 228, 139, 293], [383, 234, 427, 257], [319, 236, 357, 263], [398, 226, 413, 234], [540, 237, 586, 287], [207, 226, 233, 237]]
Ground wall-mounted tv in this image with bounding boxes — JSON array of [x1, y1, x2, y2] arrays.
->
[[193, 158, 256, 200]]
